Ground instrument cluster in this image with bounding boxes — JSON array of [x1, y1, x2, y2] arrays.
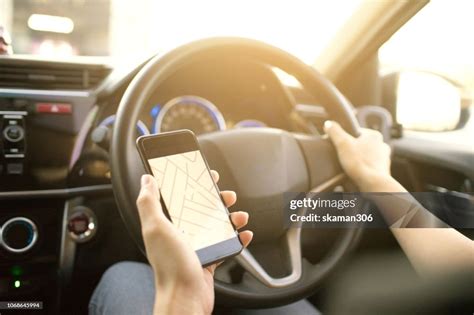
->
[[98, 95, 267, 137]]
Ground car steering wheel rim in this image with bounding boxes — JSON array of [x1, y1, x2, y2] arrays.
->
[[111, 37, 362, 308]]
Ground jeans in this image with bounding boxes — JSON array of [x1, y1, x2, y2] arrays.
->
[[89, 262, 156, 315], [89, 261, 320, 315]]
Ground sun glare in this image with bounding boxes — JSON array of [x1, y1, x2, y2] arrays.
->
[[109, 0, 362, 63]]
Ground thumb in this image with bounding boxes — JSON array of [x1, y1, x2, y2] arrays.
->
[[324, 120, 353, 148], [136, 174, 166, 223]]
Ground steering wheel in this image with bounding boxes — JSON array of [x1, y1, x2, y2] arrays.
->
[[111, 37, 363, 308]]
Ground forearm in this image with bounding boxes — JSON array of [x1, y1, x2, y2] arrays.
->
[[362, 175, 474, 276], [362, 175, 445, 228], [359, 173, 406, 193], [391, 228, 474, 276]]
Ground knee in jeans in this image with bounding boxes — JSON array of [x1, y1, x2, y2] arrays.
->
[[103, 261, 140, 279]]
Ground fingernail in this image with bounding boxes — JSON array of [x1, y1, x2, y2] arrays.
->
[[141, 175, 151, 186], [324, 120, 333, 131]]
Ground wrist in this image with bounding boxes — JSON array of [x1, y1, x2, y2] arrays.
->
[[154, 281, 206, 315], [358, 173, 395, 192]]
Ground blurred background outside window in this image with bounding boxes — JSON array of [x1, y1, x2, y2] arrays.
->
[[380, 0, 474, 131], [0, 0, 360, 62]]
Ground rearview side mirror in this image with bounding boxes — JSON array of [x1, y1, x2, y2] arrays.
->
[[382, 71, 464, 132]]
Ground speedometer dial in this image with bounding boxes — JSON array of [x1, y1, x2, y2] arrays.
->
[[154, 96, 226, 135]]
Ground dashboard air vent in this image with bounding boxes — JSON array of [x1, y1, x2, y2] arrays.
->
[[0, 58, 111, 90]]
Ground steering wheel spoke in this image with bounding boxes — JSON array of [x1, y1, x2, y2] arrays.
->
[[310, 173, 346, 192], [234, 171, 347, 288], [236, 224, 302, 288]]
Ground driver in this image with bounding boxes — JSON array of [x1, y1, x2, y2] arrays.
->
[[89, 121, 473, 315]]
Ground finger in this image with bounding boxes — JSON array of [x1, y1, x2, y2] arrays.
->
[[136, 175, 166, 222], [205, 257, 227, 275], [221, 190, 237, 207], [206, 264, 217, 275], [362, 127, 383, 141], [239, 230, 253, 248], [324, 120, 354, 148], [230, 211, 249, 230], [210, 170, 219, 183]]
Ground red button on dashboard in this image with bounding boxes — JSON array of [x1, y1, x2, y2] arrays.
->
[[35, 103, 72, 114]]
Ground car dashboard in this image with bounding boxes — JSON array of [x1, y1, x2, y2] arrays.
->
[[0, 55, 316, 312]]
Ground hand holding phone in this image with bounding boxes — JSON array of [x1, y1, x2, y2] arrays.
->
[[136, 129, 244, 266], [136, 171, 252, 314]]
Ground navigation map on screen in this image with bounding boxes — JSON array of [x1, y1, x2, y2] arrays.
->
[[148, 150, 236, 250]]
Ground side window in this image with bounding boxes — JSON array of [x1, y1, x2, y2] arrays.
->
[[379, 0, 474, 132]]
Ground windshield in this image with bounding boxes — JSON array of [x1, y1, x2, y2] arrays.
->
[[0, 0, 361, 63]]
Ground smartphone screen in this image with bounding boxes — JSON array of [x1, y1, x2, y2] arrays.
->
[[148, 149, 236, 250], [137, 130, 242, 265]]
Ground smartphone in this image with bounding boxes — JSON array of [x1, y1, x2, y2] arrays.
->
[[136, 129, 243, 266]]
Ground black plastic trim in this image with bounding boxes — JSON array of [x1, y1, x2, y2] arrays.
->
[[0, 184, 112, 200]]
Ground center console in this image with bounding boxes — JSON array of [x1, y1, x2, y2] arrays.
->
[[0, 87, 105, 313]]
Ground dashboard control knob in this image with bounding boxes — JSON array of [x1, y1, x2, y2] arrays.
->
[[1, 217, 38, 253], [67, 206, 97, 243], [3, 125, 25, 142]]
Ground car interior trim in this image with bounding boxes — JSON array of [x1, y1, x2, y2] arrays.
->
[[0, 184, 113, 200], [0, 87, 93, 98], [58, 199, 79, 292]]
